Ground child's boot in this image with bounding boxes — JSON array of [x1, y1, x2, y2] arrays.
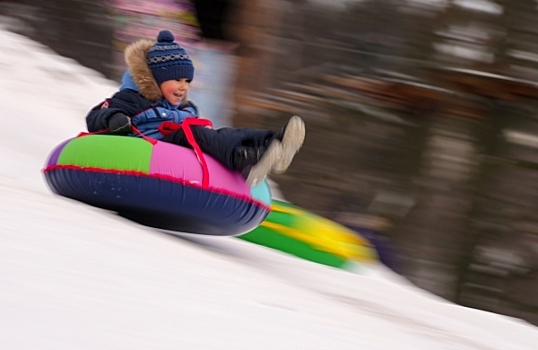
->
[[272, 115, 305, 174], [245, 140, 283, 186], [233, 141, 281, 186]]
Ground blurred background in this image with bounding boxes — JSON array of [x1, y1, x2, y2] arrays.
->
[[3, 0, 538, 326]]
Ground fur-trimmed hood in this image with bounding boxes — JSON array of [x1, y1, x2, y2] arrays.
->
[[123, 38, 163, 102]]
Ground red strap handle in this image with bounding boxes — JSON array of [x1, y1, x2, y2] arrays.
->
[[78, 125, 158, 145], [79, 117, 214, 188], [157, 117, 213, 188]]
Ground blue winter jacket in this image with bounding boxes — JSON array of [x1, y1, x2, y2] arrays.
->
[[86, 71, 198, 140]]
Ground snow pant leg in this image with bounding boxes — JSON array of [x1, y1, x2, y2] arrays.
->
[[161, 126, 276, 170]]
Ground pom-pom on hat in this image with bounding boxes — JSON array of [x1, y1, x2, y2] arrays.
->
[[147, 30, 194, 85]]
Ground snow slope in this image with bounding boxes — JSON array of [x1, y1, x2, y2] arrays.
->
[[1, 28, 538, 349]]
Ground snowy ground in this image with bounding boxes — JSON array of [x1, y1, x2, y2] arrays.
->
[[1, 27, 538, 349]]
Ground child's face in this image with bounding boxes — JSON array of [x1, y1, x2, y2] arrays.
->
[[160, 78, 190, 106]]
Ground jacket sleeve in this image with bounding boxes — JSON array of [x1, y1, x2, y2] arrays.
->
[[85, 90, 152, 132], [180, 100, 199, 116], [161, 102, 199, 124], [181, 106, 198, 117]]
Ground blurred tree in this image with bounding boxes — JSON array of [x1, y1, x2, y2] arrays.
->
[[229, 0, 538, 325]]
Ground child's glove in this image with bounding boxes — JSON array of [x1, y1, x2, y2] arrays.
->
[[107, 113, 131, 135]]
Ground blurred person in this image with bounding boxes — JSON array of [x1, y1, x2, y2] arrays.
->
[[189, 0, 239, 128], [85, 30, 305, 186], [191, 0, 232, 42]]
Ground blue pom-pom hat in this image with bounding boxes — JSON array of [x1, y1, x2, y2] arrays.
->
[[147, 30, 194, 85]]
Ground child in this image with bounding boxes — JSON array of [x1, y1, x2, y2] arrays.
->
[[86, 30, 305, 186]]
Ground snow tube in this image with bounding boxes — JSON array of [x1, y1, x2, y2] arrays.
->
[[43, 134, 272, 236], [238, 200, 377, 268]]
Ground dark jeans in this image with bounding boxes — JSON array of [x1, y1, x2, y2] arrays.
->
[[161, 126, 275, 170]]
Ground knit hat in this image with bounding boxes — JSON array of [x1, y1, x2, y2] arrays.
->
[[147, 30, 194, 85]]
